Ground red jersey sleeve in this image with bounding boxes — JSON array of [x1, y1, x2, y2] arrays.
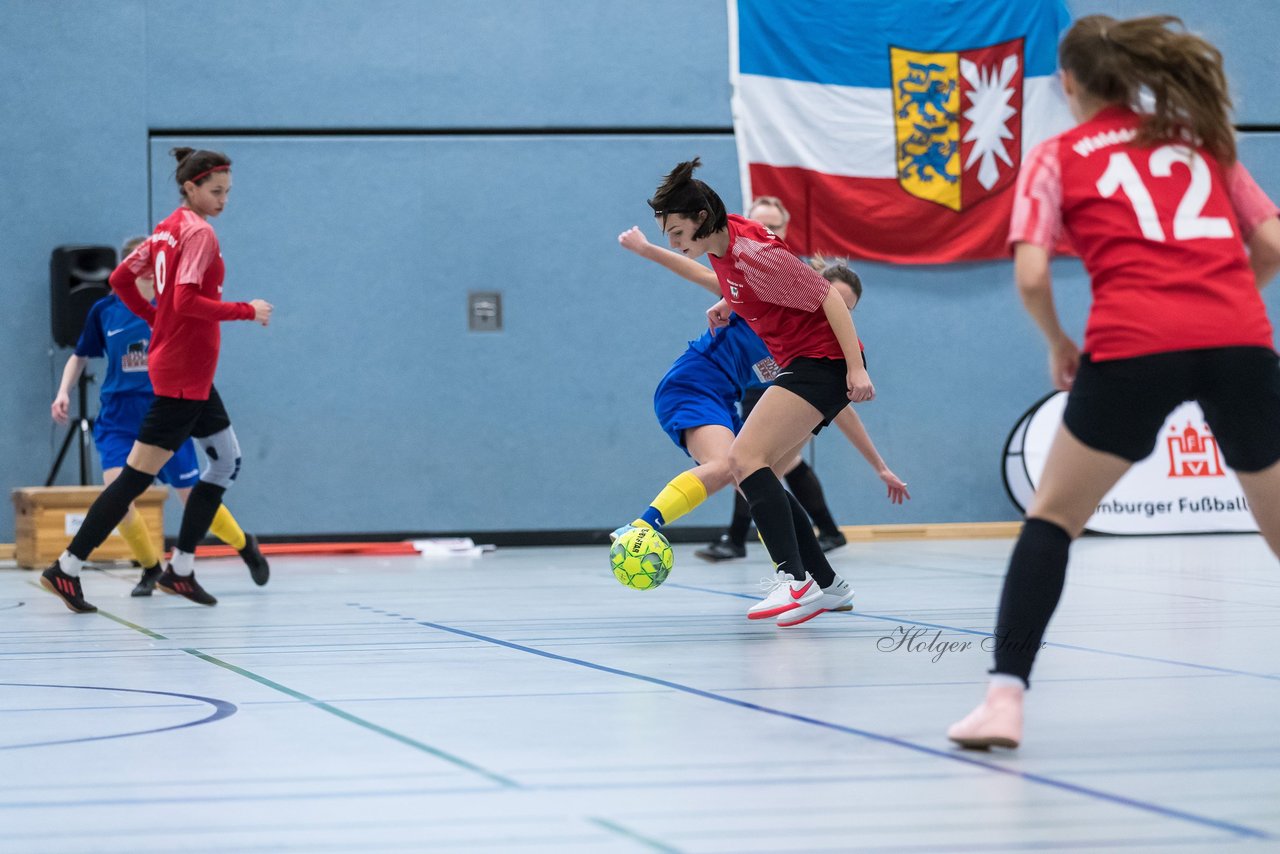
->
[[175, 226, 218, 285], [1225, 161, 1280, 240], [1009, 138, 1064, 251], [734, 237, 831, 312], [108, 240, 157, 325], [173, 286, 256, 321]]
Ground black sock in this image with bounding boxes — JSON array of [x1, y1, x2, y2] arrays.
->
[[784, 460, 840, 537], [177, 480, 228, 554], [991, 517, 1072, 687], [785, 491, 836, 587], [727, 490, 752, 547], [67, 466, 155, 560], [739, 468, 803, 578]]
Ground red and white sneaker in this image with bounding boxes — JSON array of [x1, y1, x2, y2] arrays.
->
[[40, 563, 97, 614], [777, 574, 854, 627], [747, 569, 822, 622]]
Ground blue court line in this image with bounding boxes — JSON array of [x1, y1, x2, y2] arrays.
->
[[0, 683, 235, 750], [666, 583, 1280, 683], [402, 616, 1270, 841], [0, 702, 210, 714], [0, 783, 504, 810]]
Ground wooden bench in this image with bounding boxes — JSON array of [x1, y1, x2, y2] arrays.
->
[[11, 486, 167, 569]]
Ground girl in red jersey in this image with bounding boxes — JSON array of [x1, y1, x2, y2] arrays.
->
[[41, 148, 272, 612], [646, 159, 875, 627], [948, 15, 1280, 749]]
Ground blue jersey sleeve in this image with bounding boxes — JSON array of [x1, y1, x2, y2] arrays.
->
[[73, 299, 109, 358]]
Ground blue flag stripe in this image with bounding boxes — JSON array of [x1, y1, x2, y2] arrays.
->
[[738, 0, 1071, 89]]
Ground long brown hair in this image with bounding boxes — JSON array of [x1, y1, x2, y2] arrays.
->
[[1059, 15, 1235, 164]]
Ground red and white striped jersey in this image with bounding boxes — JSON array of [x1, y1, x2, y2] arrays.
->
[[708, 214, 852, 367]]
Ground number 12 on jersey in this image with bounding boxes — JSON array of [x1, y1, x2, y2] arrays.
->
[[1096, 144, 1234, 242]]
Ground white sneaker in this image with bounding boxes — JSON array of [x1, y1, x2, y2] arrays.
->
[[747, 568, 822, 621], [822, 574, 854, 612], [778, 574, 853, 627]]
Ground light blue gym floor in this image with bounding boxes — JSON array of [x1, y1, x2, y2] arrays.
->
[[1, 535, 1277, 852]]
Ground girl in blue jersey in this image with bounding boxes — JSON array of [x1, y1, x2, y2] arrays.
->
[[613, 255, 909, 623], [51, 237, 269, 596]]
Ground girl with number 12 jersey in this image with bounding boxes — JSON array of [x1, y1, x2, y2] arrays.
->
[[948, 14, 1280, 750]]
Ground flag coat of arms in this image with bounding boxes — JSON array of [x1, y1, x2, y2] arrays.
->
[[730, 0, 1074, 263]]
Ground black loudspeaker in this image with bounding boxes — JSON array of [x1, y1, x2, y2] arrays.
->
[[51, 245, 117, 348]]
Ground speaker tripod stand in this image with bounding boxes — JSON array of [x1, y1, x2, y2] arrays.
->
[[46, 371, 96, 486]]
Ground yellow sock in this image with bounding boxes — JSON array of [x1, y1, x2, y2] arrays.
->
[[638, 471, 709, 529], [117, 512, 160, 569], [207, 504, 247, 551]]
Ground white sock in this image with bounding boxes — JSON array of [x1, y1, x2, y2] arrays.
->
[[58, 551, 83, 577], [170, 549, 196, 577], [990, 672, 1027, 692]]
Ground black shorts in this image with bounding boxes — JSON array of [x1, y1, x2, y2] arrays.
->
[[739, 386, 766, 419], [1063, 347, 1280, 472], [137, 386, 233, 452], [773, 354, 867, 436]]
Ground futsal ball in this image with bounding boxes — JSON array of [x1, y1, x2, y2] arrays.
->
[[610, 526, 674, 590]]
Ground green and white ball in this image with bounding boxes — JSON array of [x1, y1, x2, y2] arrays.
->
[[610, 526, 674, 590]]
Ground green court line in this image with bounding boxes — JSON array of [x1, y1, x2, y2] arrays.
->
[[181, 649, 520, 789], [79, 600, 518, 790], [588, 817, 683, 853], [95, 609, 168, 640]]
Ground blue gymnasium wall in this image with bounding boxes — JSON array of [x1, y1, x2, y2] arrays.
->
[[1, 1, 1278, 540]]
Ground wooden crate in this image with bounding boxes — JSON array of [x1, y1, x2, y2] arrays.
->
[[12, 486, 167, 569]]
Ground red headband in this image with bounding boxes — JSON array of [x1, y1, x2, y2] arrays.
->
[[188, 164, 230, 183]]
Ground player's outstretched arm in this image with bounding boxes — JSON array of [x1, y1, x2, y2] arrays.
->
[[172, 284, 269, 325], [618, 226, 720, 295], [51, 355, 89, 424], [832, 407, 910, 504]]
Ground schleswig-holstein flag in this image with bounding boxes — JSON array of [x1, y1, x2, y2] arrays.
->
[[730, 0, 1074, 263]]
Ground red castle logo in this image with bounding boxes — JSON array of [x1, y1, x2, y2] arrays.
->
[[1166, 422, 1224, 478]]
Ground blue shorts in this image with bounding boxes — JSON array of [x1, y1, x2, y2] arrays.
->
[[653, 351, 743, 455], [94, 394, 202, 488]]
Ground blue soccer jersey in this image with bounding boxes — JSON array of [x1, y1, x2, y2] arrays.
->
[[75, 295, 154, 400], [687, 314, 782, 391], [652, 315, 783, 452], [74, 294, 201, 487]]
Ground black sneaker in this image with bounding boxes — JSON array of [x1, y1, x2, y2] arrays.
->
[[238, 534, 270, 586], [40, 563, 97, 613], [157, 567, 218, 606], [693, 533, 747, 563], [818, 531, 848, 553], [131, 565, 163, 597]]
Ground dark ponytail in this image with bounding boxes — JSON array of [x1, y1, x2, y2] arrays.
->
[[1059, 15, 1235, 164], [171, 147, 232, 197], [647, 157, 728, 239]]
